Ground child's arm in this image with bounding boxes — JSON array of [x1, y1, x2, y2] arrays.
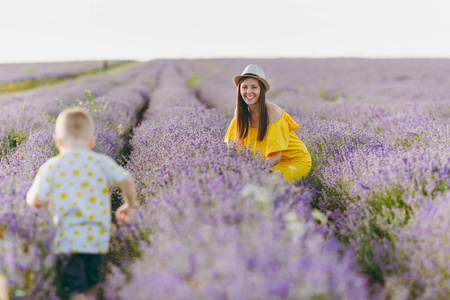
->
[[27, 162, 53, 209], [115, 176, 136, 224], [26, 193, 46, 208]]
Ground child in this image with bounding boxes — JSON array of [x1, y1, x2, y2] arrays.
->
[[26, 108, 136, 300]]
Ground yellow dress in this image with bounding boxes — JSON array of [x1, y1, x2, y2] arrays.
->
[[224, 110, 311, 182]]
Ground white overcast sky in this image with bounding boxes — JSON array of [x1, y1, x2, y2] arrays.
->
[[1, 0, 449, 63]]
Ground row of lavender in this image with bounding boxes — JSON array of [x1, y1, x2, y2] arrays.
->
[[0, 61, 160, 298], [0, 61, 154, 158], [0, 60, 128, 87], [102, 62, 370, 299], [188, 58, 450, 120], [186, 59, 450, 298]]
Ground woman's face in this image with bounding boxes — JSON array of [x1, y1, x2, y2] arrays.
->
[[240, 78, 261, 106]]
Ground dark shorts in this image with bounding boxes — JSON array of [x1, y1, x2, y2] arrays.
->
[[56, 253, 104, 297]]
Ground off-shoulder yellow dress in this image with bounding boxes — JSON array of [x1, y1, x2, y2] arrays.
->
[[224, 110, 311, 182]]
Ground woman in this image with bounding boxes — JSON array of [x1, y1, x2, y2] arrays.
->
[[224, 64, 311, 182]]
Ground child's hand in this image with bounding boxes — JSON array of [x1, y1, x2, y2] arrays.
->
[[115, 203, 134, 224]]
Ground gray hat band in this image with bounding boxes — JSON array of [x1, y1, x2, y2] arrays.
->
[[242, 72, 260, 77]]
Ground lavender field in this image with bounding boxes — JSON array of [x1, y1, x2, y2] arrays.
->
[[0, 61, 129, 94], [0, 58, 449, 299]]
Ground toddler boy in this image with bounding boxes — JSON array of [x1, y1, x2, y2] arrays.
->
[[26, 108, 136, 300]]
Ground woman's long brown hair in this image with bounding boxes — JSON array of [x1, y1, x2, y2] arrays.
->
[[236, 77, 268, 141]]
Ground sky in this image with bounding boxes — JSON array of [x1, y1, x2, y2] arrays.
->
[[1, 0, 450, 63]]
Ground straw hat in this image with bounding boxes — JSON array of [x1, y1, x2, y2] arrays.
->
[[233, 64, 270, 92]]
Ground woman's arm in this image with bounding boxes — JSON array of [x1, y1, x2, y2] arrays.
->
[[265, 103, 284, 165], [266, 151, 281, 165]]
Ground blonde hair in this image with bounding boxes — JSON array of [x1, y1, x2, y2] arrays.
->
[[55, 108, 94, 141]]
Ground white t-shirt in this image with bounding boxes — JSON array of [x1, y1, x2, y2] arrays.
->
[[27, 149, 129, 254]]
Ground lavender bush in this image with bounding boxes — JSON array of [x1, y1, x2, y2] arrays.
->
[[382, 193, 450, 299]]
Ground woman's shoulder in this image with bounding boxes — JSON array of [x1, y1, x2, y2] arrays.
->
[[266, 102, 283, 125]]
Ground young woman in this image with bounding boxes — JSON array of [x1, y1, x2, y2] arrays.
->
[[224, 64, 311, 182]]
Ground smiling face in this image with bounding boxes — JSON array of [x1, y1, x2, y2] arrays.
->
[[240, 77, 261, 107]]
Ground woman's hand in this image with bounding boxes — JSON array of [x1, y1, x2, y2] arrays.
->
[[266, 151, 281, 165]]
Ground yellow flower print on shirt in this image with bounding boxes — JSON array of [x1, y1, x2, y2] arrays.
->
[[30, 150, 131, 255]]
